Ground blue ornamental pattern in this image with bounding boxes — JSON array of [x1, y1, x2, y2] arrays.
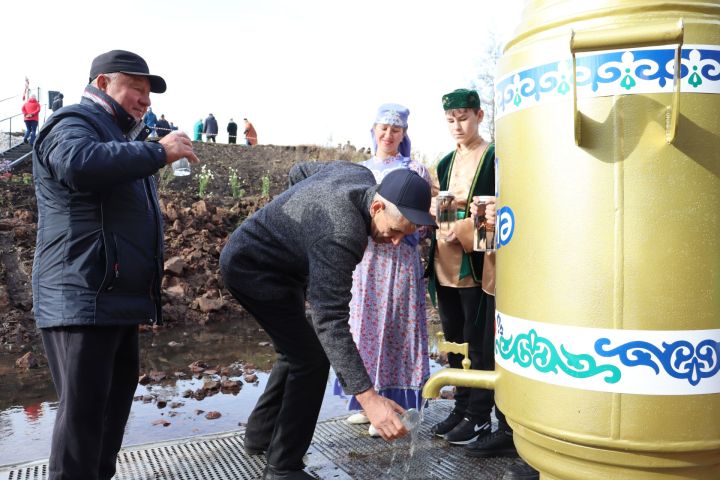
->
[[595, 338, 720, 387], [495, 45, 720, 118], [496, 328, 622, 384]]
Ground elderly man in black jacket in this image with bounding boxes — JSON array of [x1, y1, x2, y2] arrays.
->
[[220, 163, 436, 480], [32, 49, 197, 480]]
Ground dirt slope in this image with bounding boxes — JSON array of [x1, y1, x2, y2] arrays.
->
[[0, 142, 369, 355]]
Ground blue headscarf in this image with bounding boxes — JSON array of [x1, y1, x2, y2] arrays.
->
[[371, 103, 412, 157]]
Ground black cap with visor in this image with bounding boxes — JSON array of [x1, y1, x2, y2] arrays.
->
[[89, 50, 167, 94], [377, 169, 436, 227]]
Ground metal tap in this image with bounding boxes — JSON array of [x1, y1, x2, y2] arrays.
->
[[422, 332, 498, 399]]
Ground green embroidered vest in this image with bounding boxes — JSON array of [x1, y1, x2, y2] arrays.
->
[[427, 142, 495, 305]]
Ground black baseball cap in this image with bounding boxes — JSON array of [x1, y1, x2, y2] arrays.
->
[[378, 169, 436, 227], [89, 50, 167, 93]]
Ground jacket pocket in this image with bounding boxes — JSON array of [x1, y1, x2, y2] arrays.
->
[[63, 230, 106, 292], [98, 233, 119, 292], [110, 232, 155, 294]]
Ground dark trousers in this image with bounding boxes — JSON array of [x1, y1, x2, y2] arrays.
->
[[206, 134, 216, 143], [40, 325, 139, 480], [225, 284, 330, 471], [23, 120, 38, 145], [481, 293, 510, 431], [228, 136, 236, 144], [436, 284, 495, 421]]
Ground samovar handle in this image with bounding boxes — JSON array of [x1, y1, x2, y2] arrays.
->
[[570, 19, 684, 145]]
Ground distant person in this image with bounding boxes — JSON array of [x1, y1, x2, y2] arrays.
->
[[156, 114, 171, 137], [193, 118, 203, 141], [32, 49, 197, 480], [227, 118, 238, 144], [220, 164, 436, 479], [204, 113, 218, 142], [170, 121, 178, 132], [143, 106, 157, 136], [343, 140, 356, 152], [243, 118, 257, 145], [334, 104, 430, 437], [22, 94, 41, 145], [51, 93, 64, 113]]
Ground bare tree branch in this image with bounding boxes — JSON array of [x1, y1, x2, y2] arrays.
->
[[471, 31, 504, 142]]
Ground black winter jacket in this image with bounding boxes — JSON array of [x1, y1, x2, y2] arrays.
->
[[32, 86, 167, 328]]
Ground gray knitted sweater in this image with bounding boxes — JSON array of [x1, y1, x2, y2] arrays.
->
[[220, 161, 377, 395]]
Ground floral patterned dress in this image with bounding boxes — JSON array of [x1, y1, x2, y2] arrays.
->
[[334, 154, 430, 410]]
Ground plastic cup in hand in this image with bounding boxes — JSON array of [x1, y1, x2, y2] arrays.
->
[[400, 408, 421, 431], [169, 130, 193, 176], [172, 157, 191, 176]]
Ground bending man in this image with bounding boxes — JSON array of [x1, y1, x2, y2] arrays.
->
[[220, 163, 435, 480]]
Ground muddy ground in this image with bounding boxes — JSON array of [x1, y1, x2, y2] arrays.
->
[[0, 142, 370, 365]]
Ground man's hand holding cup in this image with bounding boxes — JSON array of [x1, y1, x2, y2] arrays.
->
[[160, 131, 198, 176]]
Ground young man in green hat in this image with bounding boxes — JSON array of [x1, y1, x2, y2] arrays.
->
[[428, 88, 497, 445], [430, 88, 539, 480]]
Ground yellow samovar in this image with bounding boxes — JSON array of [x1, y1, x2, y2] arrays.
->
[[423, 1, 720, 478]]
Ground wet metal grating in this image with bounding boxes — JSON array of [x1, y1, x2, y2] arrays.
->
[[311, 400, 513, 479], [0, 401, 513, 479]]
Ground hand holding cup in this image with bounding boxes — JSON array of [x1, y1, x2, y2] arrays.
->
[[471, 197, 496, 225], [160, 131, 199, 176]]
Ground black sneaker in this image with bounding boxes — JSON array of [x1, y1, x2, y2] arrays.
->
[[502, 459, 539, 480], [465, 429, 517, 457], [429, 410, 463, 437], [443, 417, 491, 445]]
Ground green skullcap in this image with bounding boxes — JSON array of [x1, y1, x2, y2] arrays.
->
[[442, 88, 481, 111]]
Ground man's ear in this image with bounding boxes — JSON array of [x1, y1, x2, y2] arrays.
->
[[96, 74, 109, 92], [370, 199, 384, 217]]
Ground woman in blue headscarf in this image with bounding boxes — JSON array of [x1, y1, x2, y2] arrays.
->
[[334, 103, 431, 436]]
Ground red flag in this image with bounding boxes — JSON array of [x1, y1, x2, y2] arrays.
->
[[22, 77, 29, 101]]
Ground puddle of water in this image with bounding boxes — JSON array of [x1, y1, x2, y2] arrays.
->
[[0, 317, 446, 467], [0, 317, 350, 466]]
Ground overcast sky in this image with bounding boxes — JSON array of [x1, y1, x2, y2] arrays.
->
[[1, 0, 525, 161]]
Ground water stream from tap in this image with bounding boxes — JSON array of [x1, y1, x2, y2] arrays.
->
[[385, 402, 426, 479]]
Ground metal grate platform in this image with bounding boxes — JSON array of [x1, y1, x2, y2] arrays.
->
[[0, 401, 514, 479]]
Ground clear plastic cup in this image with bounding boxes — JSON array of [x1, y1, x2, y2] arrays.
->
[[169, 130, 193, 176], [400, 408, 421, 431], [172, 157, 191, 176]]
